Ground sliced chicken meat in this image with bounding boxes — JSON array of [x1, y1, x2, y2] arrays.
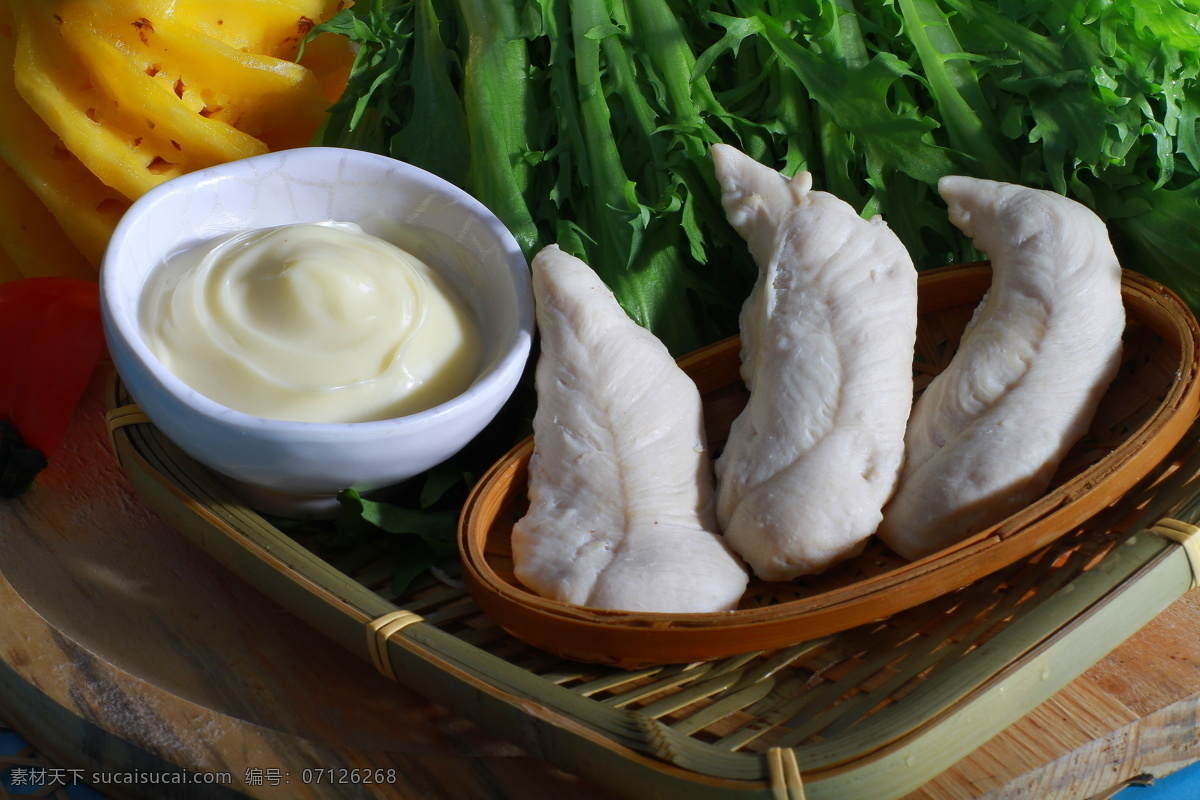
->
[[878, 176, 1125, 560], [511, 244, 748, 613], [711, 144, 918, 581]]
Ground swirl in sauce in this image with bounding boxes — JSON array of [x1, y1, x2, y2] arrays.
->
[[140, 221, 483, 423]]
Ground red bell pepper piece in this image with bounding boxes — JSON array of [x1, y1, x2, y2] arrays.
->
[[0, 277, 105, 463]]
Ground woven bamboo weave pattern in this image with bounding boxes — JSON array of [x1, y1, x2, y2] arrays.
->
[[103, 263, 1200, 797], [222, 408, 1200, 787], [106, 376, 1200, 795], [349, 455, 1190, 778]]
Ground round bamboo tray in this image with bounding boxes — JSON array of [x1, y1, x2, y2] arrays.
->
[[459, 263, 1200, 668], [103, 324, 1200, 799]]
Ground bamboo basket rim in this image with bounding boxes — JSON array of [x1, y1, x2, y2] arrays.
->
[[101, 303, 1200, 799], [458, 263, 1200, 666]]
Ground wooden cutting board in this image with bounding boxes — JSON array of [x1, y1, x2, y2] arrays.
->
[[2, 363, 1198, 800]]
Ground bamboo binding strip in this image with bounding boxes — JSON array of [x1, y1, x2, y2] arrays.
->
[[766, 747, 805, 800], [105, 402, 150, 432], [367, 610, 424, 680], [105, 403, 152, 471], [1148, 518, 1200, 590]]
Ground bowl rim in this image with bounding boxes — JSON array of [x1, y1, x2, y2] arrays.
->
[[100, 146, 535, 433]]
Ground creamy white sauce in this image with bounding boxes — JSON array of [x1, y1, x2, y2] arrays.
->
[[140, 221, 483, 423]]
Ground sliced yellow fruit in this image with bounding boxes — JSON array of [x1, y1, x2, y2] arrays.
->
[[12, 1, 184, 198], [0, 0, 352, 279], [0, 157, 96, 280], [0, 5, 128, 267], [12, 0, 351, 200], [172, 0, 349, 61], [66, 1, 336, 152], [58, 11, 271, 162], [297, 25, 354, 104]]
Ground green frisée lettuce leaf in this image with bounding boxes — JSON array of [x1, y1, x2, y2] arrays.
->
[[336, 488, 458, 553], [304, 0, 1200, 585], [267, 485, 463, 600], [309, 0, 1200, 352], [927, 0, 1200, 297], [1098, 179, 1200, 313], [335, 488, 459, 596], [293, 361, 535, 599], [302, 0, 413, 155]]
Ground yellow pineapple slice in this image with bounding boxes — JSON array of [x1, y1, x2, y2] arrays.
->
[[68, 1, 338, 152], [0, 157, 95, 280], [297, 23, 354, 105], [173, 0, 349, 61], [0, 0, 351, 281], [12, 0, 351, 198], [12, 1, 263, 198], [12, 2, 195, 198], [66, 21, 273, 155], [0, 6, 127, 268]]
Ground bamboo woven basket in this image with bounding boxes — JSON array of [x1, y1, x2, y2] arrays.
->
[[460, 263, 1200, 667], [105, 263, 1200, 800]]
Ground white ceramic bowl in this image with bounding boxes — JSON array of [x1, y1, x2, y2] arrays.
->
[[101, 147, 534, 516]]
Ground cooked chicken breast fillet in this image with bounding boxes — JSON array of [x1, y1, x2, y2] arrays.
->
[[878, 176, 1125, 560], [511, 245, 748, 613], [711, 144, 918, 581]]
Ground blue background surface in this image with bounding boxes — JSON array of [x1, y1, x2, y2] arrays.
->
[[1117, 761, 1200, 799]]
